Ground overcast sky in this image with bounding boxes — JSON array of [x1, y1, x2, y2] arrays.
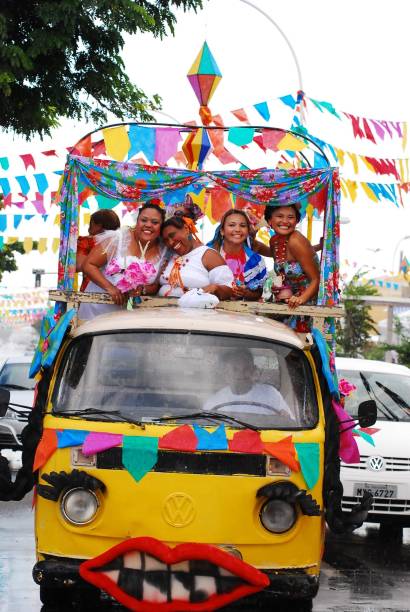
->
[[1, 0, 410, 289]]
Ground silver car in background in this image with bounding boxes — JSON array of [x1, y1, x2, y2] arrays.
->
[[0, 355, 34, 449]]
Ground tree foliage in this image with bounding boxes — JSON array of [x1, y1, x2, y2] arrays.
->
[[0, 0, 203, 137], [0, 241, 25, 283], [336, 271, 379, 358], [388, 318, 410, 368]]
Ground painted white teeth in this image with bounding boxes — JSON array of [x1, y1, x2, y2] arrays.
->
[[219, 567, 235, 577], [142, 580, 168, 603], [171, 576, 190, 601], [123, 551, 142, 570], [194, 575, 217, 598], [103, 569, 120, 582], [172, 561, 190, 572], [144, 554, 168, 571]]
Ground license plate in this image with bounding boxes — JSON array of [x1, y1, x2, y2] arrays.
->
[[353, 483, 397, 499]]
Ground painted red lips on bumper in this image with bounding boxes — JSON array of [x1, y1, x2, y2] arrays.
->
[[79, 537, 270, 611]]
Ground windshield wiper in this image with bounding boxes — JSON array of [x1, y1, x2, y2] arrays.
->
[[375, 381, 410, 415], [0, 383, 32, 390], [145, 411, 260, 431], [359, 372, 399, 421], [53, 408, 144, 427]]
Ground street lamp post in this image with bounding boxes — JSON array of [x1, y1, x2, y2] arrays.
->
[[392, 235, 410, 274], [152, 110, 182, 125], [238, 0, 304, 93]]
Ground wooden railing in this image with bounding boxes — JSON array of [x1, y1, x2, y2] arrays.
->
[[49, 290, 343, 336]]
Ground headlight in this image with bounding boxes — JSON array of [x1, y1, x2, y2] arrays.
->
[[60, 488, 99, 525], [260, 499, 296, 533]]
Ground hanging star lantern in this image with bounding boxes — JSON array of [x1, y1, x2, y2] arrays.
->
[[187, 41, 222, 110], [183, 42, 222, 170]]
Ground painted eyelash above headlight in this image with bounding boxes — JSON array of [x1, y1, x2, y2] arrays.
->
[[37, 469, 105, 501], [257, 481, 321, 516]]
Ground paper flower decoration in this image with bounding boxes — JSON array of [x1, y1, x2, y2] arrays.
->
[[338, 378, 357, 397], [105, 258, 122, 276], [115, 261, 157, 293]]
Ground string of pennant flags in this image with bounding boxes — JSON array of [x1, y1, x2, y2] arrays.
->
[[0, 92, 405, 172], [0, 210, 92, 253], [0, 91, 409, 232], [0, 288, 51, 326], [1, 130, 409, 191], [0, 235, 60, 253], [340, 255, 410, 287], [279, 93, 407, 148]]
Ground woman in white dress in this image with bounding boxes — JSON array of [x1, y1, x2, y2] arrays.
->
[[158, 216, 234, 300], [79, 203, 166, 319]]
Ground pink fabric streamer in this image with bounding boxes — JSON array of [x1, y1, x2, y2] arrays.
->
[[82, 432, 123, 456], [332, 399, 360, 464]]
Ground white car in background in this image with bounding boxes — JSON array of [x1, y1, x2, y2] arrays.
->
[[337, 357, 410, 539], [0, 355, 34, 450]]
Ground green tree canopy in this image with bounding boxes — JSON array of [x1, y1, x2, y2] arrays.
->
[[0, 0, 202, 138], [0, 241, 25, 283], [336, 270, 379, 358], [388, 318, 410, 368]]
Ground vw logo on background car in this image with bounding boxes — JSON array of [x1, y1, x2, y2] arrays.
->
[[367, 455, 385, 472]]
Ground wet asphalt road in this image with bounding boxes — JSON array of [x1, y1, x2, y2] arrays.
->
[[1, 494, 410, 612]]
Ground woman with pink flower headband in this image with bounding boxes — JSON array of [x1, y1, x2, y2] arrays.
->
[[79, 202, 166, 319]]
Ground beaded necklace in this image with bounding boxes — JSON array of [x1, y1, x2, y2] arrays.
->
[[271, 234, 289, 264]]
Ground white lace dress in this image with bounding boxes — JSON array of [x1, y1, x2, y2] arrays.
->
[[79, 227, 165, 320], [158, 245, 234, 298]]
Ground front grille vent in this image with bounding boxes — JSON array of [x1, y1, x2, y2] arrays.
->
[[342, 495, 410, 514], [342, 455, 410, 472], [97, 448, 267, 476]]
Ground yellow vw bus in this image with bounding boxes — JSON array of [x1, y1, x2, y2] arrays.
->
[[24, 306, 347, 611]]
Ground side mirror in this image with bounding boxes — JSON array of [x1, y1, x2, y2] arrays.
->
[[0, 388, 10, 418], [358, 400, 377, 428]]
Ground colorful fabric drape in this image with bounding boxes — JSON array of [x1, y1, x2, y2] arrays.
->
[[58, 156, 340, 309]]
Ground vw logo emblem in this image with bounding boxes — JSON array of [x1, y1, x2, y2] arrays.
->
[[367, 455, 385, 471], [162, 493, 196, 528]]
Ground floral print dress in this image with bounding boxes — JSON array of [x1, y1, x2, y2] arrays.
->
[[271, 234, 319, 333]]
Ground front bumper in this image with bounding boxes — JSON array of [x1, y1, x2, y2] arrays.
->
[[0, 421, 22, 449], [33, 556, 319, 602], [341, 466, 410, 524]]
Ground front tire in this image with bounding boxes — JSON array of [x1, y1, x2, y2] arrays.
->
[[39, 585, 70, 606], [257, 598, 313, 612], [379, 522, 403, 542], [40, 584, 100, 609]]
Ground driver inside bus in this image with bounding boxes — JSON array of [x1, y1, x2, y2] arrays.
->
[[203, 349, 294, 419]]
